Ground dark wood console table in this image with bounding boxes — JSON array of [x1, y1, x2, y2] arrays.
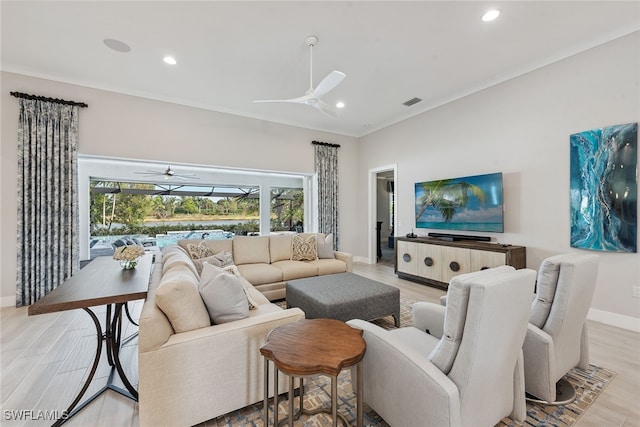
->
[[28, 254, 153, 426], [395, 237, 526, 290]]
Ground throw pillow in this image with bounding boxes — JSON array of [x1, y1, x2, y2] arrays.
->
[[316, 233, 336, 259], [291, 234, 318, 261], [199, 261, 226, 284], [192, 250, 235, 275], [222, 265, 259, 309], [199, 263, 250, 324], [186, 241, 214, 260], [155, 269, 211, 333]]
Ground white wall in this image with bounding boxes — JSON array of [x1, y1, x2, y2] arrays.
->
[[357, 33, 640, 324], [0, 71, 359, 306]]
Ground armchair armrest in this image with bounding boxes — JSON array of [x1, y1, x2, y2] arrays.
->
[[347, 319, 460, 427], [412, 302, 446, 339], [522, 323, 556, 402]]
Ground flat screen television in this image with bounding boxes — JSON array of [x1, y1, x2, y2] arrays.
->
[[415, 172, 504, 233]]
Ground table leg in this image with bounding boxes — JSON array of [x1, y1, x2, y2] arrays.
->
[[273, 366, 279, 427], [52, 308, 103, 427], [357, 362, 363, 427], [288, 376, 294, 427], [332, 375, 338, 427], [110, 303, 138, 399], [124, 302, 139, 326], [299, 377, 304, 416], [263, 358, 269, 427], [105, 304, 114, 366]]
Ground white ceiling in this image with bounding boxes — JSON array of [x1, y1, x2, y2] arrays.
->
[[2, 1, 639, 137]]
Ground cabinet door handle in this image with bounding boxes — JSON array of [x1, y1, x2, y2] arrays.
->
[[403, 253, 411, 262], [424, 257, 434, 267], [449, 261, 460, 272]]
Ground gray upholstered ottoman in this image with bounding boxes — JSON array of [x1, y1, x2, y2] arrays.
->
[[286, 272, 400, 326]]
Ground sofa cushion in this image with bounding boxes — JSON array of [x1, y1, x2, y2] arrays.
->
[[308, 259, 348, 275], [233, 236, 270, 265], [162, 244, 190, 259], [271, 260, 318, 280], [248, 302, 283, 318], [317, 233, 335, 259], [177, 239, 233, 256], [199, 263, 249, 324], [192, 250, 234, 275], [155, 268, 210, 333], [291, 234, 318, 261], [185, 240, 214, 259], [270, 234, 293, 263], [162, 255, 199, 278], [236, 263, 283, 286]]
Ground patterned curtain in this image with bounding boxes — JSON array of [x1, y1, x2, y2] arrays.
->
[[313, 142, 339, 249], [16, 98, 80, 306]]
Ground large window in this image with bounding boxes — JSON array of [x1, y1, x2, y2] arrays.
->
[[79, 156, 311, 259], [270, 187, 304, 232], [90, 180, 261, 238]]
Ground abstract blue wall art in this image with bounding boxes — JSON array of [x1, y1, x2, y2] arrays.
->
[[570, 122, 637, 253]]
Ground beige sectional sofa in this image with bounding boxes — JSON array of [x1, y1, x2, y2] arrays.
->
[[138, 233, 352, 426], [177, 233, 352, 300]]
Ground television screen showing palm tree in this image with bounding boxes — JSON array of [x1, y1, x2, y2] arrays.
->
[[415, 172, 504, 233]]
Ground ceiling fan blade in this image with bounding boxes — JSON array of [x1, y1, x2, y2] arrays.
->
[[311, 71, 345, 99], [253, 93, 315, 104], [311, 99, 339, 118]]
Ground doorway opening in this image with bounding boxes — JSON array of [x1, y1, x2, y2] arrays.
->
[[368, 165, 397, 266]]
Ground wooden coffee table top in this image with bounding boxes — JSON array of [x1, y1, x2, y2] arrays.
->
[[260, 318, 366, 377]]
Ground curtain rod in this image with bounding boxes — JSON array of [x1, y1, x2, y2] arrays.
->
[[10, 92, 88, 108], [312, 140, 341, 148]]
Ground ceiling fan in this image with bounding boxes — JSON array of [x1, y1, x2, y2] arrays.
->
[[134, 166, 199, 180], [253, 35, 346, 117]]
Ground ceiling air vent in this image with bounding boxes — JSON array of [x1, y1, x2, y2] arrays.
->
[[403, 97, 422, 107]]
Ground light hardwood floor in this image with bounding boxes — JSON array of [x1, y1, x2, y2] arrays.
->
[[1, 262, 638, 426]]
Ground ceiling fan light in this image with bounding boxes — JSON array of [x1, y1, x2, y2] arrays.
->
[[163, 56, 177, 65], [482, 9, 501, 22], [336, 101, 345, 109]]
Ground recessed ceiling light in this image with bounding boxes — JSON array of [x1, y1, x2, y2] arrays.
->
[[336, 101, 345, 109], [482, 9, 501, 22], [103, 38, 131, 53], [163, 56, 177, 65]]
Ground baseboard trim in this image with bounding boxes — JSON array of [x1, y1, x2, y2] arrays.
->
[[588, 308, 640, 333], [353, 256, 369, 264], [1, 296, 16, 308]]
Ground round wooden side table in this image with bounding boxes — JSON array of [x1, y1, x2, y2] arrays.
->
[[260, 318, 366, 427]]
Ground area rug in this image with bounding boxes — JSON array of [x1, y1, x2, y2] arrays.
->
[[221, 298, 616, 427]]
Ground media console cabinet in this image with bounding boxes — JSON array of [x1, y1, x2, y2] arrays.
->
[[395, 237, 526, 290]]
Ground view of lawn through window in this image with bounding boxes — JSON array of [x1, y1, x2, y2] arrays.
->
[[90, 180, 304, 242]]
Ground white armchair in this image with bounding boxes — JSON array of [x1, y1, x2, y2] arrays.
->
[[347, 266, 536, 427], [523, 253, 599, 404]]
